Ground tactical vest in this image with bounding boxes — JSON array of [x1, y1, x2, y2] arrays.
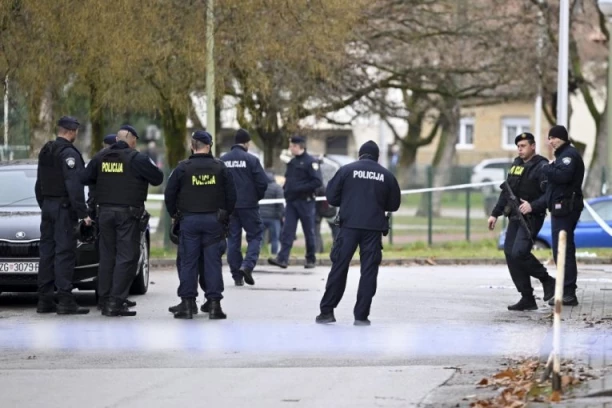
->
[[506, 155, 547, 203], [96, 148, 148, 207], [178, 158, 225, 213], [38, 141, 78, 197]]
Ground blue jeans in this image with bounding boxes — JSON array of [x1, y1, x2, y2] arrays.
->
[[262, 218, 281, 255]]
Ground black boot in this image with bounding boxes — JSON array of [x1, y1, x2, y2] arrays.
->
[[548, 293, 579, 306], [507, 296, 538, 311], [240, 267, 255, 285], [102, 298, 136, 317], [208, 299, 227, 319], [173, 298, 196, 319], [169, 299, 198, 315], [124, 299, 137, 307], [36, 295, 56, 314], [97, 297, 108, 312], [234, 277, 244, 286], [304, 261, 316, 269], [200, 300, 210, 313], [542, 277, 556, 302], [315, 311, 336, 324], [56, 293, 90, 315], [268, 257, 288, 269]]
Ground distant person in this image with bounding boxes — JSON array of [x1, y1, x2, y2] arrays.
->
[[260, 170, 284, 255]]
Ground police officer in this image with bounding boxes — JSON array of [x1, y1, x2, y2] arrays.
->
[[316, 141, 401, 326], [220, 129, 268, 286], [268, 136, 322, 269], [541, 125, 585, 306], [164, 130, 237, 319], [81, 125, 163, 316], [103, 134, 117, 149], [487, 133, 556, 311], [34, 116, 91, 315]]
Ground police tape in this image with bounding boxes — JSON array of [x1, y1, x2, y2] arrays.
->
[[582, 200, 612, 236], [146, 180, 504, 205]]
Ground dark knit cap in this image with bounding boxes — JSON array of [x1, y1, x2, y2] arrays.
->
[[548, 125, 569, 142], [235, 129, 251, 144], [358, 140, 380, 160]]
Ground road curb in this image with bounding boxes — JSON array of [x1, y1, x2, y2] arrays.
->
[[150, 257, 612, 269]]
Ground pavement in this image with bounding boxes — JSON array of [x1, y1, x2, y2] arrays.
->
[[2, 263, 612, 407]]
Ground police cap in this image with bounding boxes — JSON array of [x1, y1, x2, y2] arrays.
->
[[192, 130, 213, 145], [119, 125, 139, 139], [57, 116, 80, 131], [103, 134, 117, 146], [514, 132, 535, 145], [289, 135, 305, 144]]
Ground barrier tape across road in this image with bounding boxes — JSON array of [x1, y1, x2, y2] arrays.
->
[[146, 180, 505, 205]]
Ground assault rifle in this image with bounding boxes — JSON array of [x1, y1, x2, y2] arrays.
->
[[500, 181, 534, 245]]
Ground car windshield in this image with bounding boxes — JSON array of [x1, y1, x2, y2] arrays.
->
[[0, 168, 38, 207], [582, 200, 612, 222]]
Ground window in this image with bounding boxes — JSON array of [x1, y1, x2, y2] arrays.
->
[[502, 117, 531, 149], [457, 117, 474, 148], [581, 201, 612, 222], [325, 135, 348, 155]]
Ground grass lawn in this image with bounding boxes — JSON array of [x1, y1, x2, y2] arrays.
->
[[401, 190, 487, 208]]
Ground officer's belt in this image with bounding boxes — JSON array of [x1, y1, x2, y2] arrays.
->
[[99, 205, 140, 212]]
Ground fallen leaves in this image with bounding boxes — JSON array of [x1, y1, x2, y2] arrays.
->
[[468, 358, 596, 408]]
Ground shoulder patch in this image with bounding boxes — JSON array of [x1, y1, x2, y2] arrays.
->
[[312, 162, 319, 171], [562, 157, 572, 165], [65, 157, 76, 168]]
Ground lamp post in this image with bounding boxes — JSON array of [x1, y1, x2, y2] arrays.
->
[[600, 0, 612, 193], [557, 0, 570, 129], [206, 0, 215, 155]]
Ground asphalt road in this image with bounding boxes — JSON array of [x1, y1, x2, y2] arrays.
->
[[0, 264, 588, 407]]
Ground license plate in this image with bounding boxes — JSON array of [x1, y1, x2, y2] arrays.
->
[[0, 262, 39, 273]]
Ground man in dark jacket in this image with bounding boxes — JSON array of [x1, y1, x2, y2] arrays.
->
[[488, 132, 556, 311], [260, 170, 284, 255], [220, 129, 268, 286], [316, 141, 401, 326], [541, 125, 585, 307]]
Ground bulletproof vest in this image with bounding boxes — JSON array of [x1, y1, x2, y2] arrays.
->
[[506, 155, 545, 202], [95, 148, 148, 207], [38, 141, 75, 197], [178, 158, 225, 213]]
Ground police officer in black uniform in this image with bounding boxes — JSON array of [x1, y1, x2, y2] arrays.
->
[[164, 130, 237, 319], [268, 136, 322, 269], [34, 116, 91, 315], [487, 132, 556, 311], [220, 129, 268, 286], [81, 125, 163, 316], [316, 141, 401, 326], [541, 125, 585, 306]]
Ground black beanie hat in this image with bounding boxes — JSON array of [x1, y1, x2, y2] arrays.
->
[[235, 128, 251, 144], [359, 140, 380, 160], [548, 125, 569, 142]]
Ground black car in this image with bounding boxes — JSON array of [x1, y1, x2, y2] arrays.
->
[[0, 160, 150, 296]]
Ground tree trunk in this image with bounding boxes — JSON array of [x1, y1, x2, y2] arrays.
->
[[416, 101, 459, 217], [161, 102, 188, 169], [28, 87, 53, 158], [584, 104, 606, 198], [258, 129, 285, 170], [397, 144, 417, 188], [89, 82, 104, 156]]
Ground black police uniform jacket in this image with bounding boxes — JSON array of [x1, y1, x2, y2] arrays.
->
[[164, 153, 237, 217], [491, 155, 549, 218], [283, 151, 323, 202], [219, 145, 268, 208], [326, 156, 401, 231], [80, 141, 163, 207], [541, 142, 585, 216], [35, 137, 89, 219]]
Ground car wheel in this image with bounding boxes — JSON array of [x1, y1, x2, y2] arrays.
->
[[533, 239, 549, 250], [129, 233, 149, 295]]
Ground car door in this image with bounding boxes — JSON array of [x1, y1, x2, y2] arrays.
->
[[574, 200, 612, 247]]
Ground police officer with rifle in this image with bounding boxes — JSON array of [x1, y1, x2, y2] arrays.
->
[[488, 132, 555, 311]]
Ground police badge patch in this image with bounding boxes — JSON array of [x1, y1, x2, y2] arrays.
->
[[562, 157, 572, 165], [65, 157, 76, 168], [312, 162, 319, 171]]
